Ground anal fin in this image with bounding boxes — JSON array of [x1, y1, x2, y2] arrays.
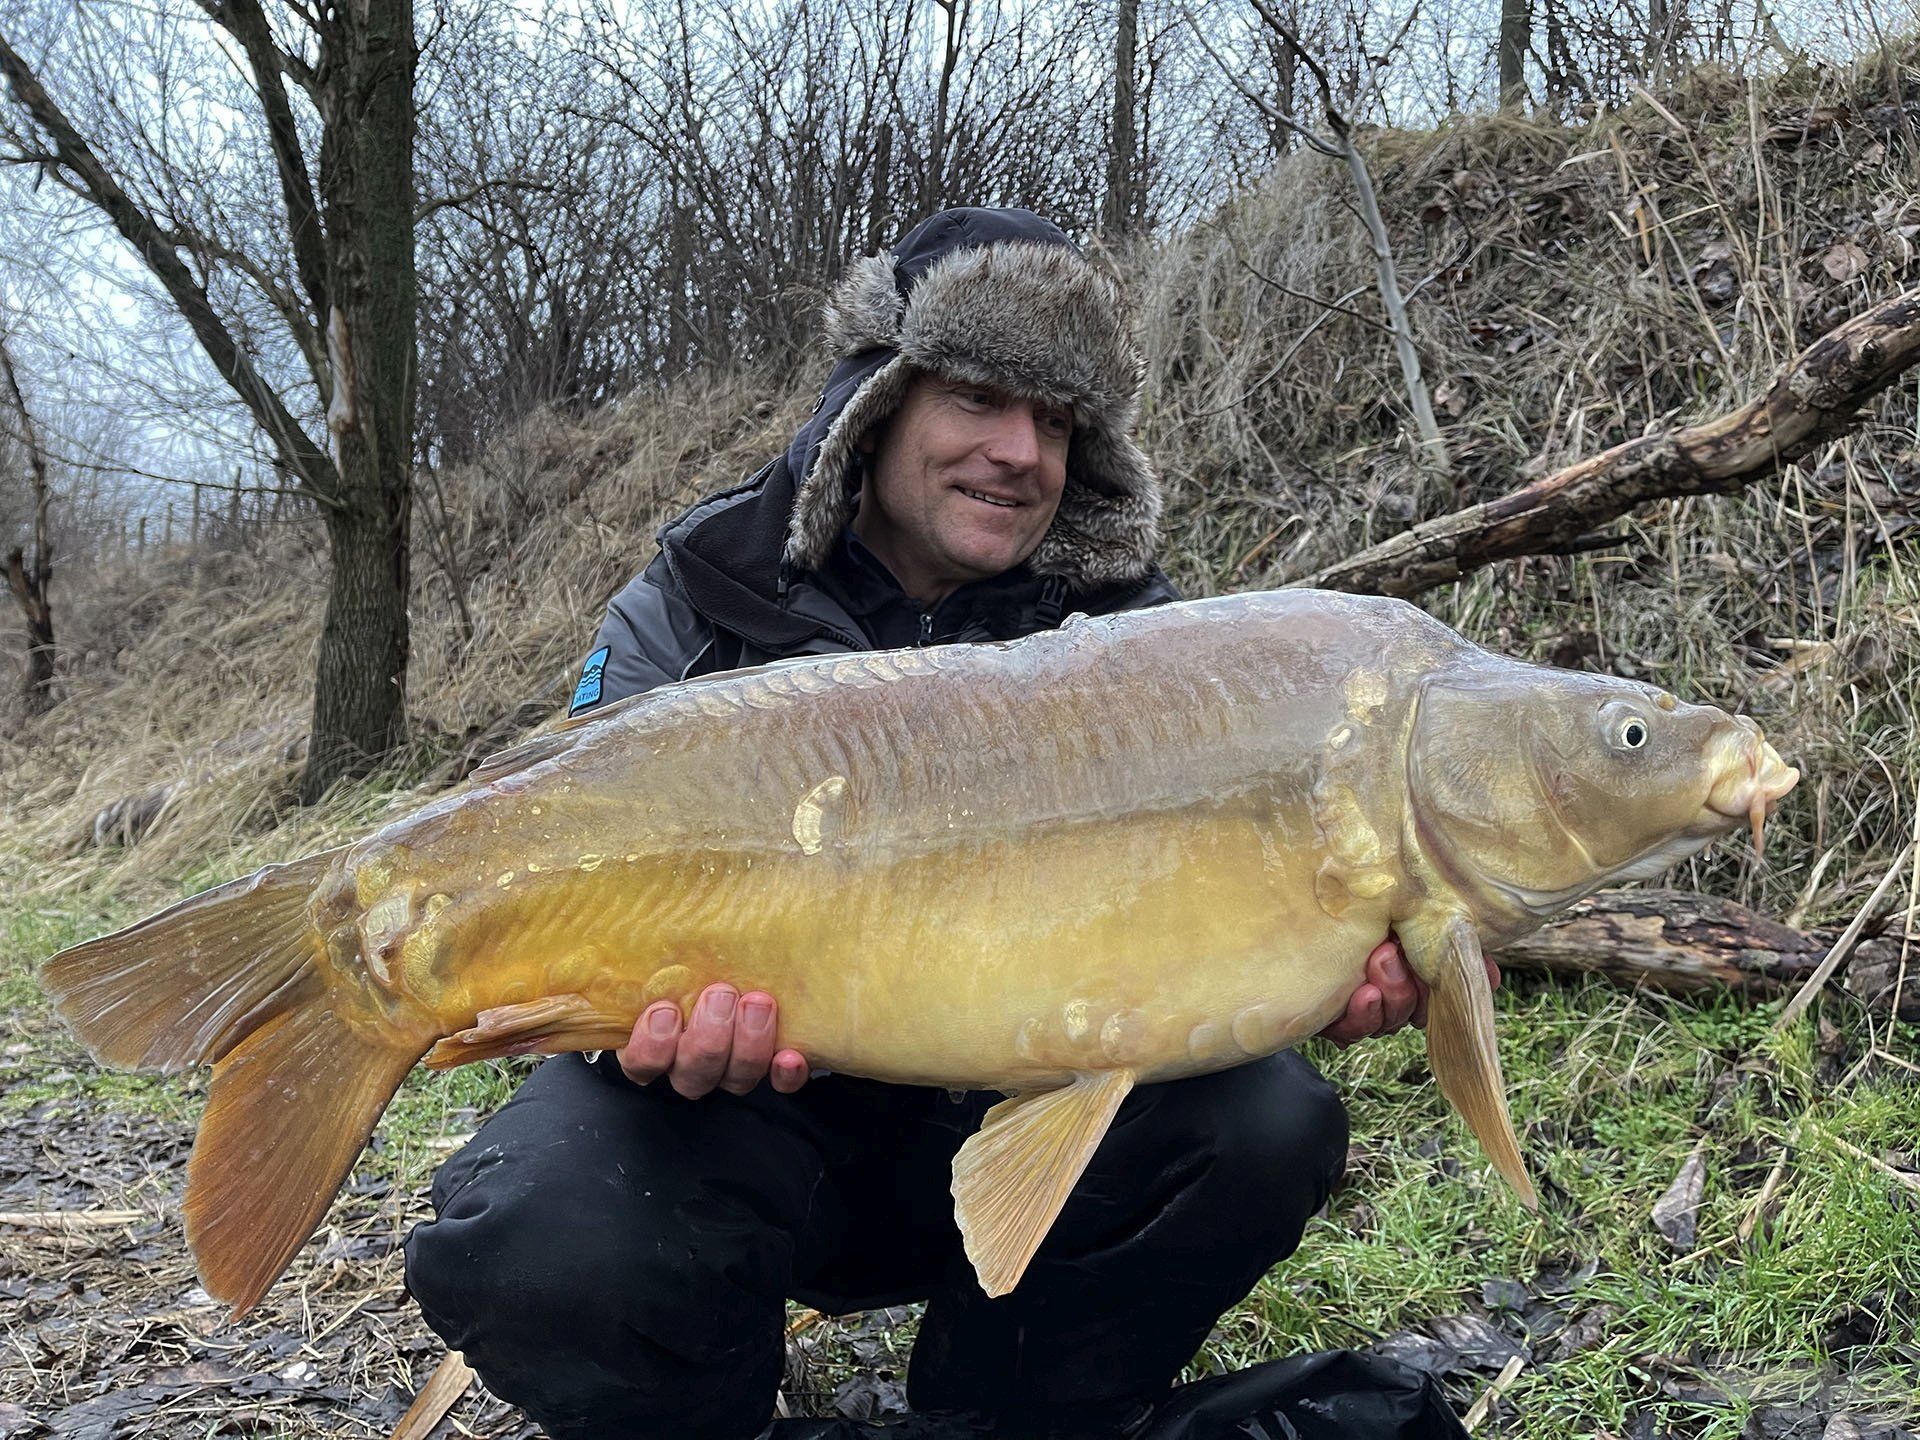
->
[[951, 1068, 1135, 1298], [1418, 915, 1537, 1208], [423, 994, 634, 1069]]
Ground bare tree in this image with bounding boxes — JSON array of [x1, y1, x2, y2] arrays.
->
[[0, 3, 417, 801], [1104, 0, 1141, 238], [0, 313, 54, 713], [1499, 0, 1531, 107], [1192, 0, 1450, 469]]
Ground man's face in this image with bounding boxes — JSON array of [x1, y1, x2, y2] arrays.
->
[[852, 372, 1071, 606]]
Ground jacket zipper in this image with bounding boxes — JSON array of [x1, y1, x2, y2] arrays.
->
[[916, 612, 934, 647]]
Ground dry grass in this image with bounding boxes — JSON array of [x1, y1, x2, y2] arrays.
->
[[1136, 46, 1920, 924]]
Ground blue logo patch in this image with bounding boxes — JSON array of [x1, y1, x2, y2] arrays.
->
[[570, 646, 610, 713]]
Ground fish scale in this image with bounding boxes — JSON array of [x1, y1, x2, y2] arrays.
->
[[39, 588, 1797, 1314]]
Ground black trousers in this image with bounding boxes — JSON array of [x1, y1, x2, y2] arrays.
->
[[403, 1051, 1348, 1440]]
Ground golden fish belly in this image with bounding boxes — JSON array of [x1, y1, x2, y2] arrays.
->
[[405, 787, 1390, 1091]]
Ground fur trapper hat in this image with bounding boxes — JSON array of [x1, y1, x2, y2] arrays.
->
[[785, 207, 1161, 586]]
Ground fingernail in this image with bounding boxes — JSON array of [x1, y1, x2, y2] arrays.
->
[[647, 1006, 678, 1038], [704, 988, 736, 1022], [741, 997, 773, 1032]]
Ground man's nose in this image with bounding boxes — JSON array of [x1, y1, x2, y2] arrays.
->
[[983, 405, 1042, 470]]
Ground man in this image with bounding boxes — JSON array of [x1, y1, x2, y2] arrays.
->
[[404, 208, 1464, 1440]]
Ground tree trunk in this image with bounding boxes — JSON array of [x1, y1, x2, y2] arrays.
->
[[0, 322, 56, 713], [928, 0, 963, 215], [1103, 0, 1139, 239], [305, 497, 410, 802], [4, 545, 54, 713], [868, 120, 893, 254], [303, 0, 416, 803], [0, 13, 420, 797], [1498, 0, 1530, 110]]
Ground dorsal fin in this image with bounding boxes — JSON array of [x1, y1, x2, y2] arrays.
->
[[468, 697, 624, 784], [471, 652, 900, 785]]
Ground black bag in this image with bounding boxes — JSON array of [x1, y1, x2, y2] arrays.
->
[[766, 1349, 1468, 1440]]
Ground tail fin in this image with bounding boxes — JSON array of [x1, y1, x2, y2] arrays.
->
[[42, 852, 427, 1315], [42, 853, 340, 1072], [187, 998, 422, 1314]]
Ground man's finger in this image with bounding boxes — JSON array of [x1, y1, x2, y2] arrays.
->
[[1371, 947, 1420, 1034], [1324, 983, 1384, 1047], [618, 1003, 682, 1085], [719, 992, 779, 1095], [770, 1049, 810, 1094], [670, 984, 738, 1098]]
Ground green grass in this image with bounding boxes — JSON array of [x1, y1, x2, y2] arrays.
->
[[1205, 979, 1920, 1436]]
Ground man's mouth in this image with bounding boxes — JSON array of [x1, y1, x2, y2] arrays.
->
[[958, 487, 1020, 509]]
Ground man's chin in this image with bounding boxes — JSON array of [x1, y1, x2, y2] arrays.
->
[[944, 540, 1035, 584]]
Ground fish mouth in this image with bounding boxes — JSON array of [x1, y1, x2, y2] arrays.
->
[[1704, 718, 1800, 852]]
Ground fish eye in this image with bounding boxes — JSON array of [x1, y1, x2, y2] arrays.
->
[[1600, 700, 1652, 753]]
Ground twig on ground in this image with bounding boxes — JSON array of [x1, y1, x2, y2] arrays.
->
[[1881, 786, 1919, 1054], [389, 1350, 474, 1440], [1737, 1148, 1793, 1243], [1464, 1354, 1527, 1431], [0, 1209, 143, 1229], [1775, 841, 1915, 1030], [1828, 1134, 1920, 1195]]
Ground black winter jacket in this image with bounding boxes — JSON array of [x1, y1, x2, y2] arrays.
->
[[572, 459, 1179, 711]]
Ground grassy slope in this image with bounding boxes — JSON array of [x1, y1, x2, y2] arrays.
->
[[3, 44, 1919, 1439]]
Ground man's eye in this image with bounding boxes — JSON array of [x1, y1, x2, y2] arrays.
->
[[1040, 412, 1072, 435]]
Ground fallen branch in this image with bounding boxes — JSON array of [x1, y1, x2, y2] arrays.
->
[[0, 1209, 143, 1230], [1298, 286, 1920, 598], [1503, 888, 1821, 993], [1500, 887, 1916, 1013]]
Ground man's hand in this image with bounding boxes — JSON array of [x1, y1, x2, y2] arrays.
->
[[1318, 935, 1502, 1047], [618, 983, 810, 1098]]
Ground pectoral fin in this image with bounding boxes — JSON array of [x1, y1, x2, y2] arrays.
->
[[1420, 917, 1537, 1208], [951, 1068, 1135, 1297], [423, 993, 635, 1069]]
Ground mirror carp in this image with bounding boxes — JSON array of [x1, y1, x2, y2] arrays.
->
[[42, 588, 1798, 1314]]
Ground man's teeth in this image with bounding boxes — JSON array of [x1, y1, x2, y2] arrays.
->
[[962, 489, 1017, 507]]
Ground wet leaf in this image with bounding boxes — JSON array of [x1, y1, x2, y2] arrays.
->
[[1821, 240, 1870, 282], [1426, 1313, 1529, 1372], [1480, 1278, 1529, 1312], [1652, 1143, 1708, 1251]]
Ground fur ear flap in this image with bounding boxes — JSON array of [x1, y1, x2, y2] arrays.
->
[[823, 254, 904, 356]]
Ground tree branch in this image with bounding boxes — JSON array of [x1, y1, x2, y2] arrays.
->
[[1297, 286, 1920, 598], [202, 0, 331, 326], [0, 29, 338, 505]]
